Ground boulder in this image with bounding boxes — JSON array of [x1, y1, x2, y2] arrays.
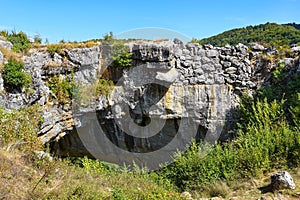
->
[[292, 46, 300, 52], [271, 171, 296, 190], [0, 40, 13, 50], [250, 43, 265, 51]]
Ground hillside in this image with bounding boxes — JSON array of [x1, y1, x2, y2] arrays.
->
[[196, 22, 300, 47]]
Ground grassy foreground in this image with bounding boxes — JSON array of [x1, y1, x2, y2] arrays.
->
[[0, 148, 300, 200]]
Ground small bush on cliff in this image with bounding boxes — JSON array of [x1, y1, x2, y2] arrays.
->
[[2, 58, 32, 91], [111, 43, 133, 67], [47, 74, 75, 104], [6, 31, 31, 53]]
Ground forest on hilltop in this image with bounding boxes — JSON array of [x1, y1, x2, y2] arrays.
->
[[196, 22, 300, 47]]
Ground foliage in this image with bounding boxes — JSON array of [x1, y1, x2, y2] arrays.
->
[[101, 34, 133, 67], [196, 22, 300, 47], [255, 72, 300, 126], [160, 99, 300, 191], [2, 58, 32, 91], [33, 35, 42, 44], [47, 74, 75, 104], [0, 30, 9, 38], [6, 31, 31, 53], [96, 78, 114, 96], [0, 105, 43, 151], [111, 43, 133, 67], [73, 78, 114, 107], [0, 148, 184, 199]]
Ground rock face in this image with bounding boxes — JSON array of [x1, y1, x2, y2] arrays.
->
[[0, 40, 13, 50], [271, 171, 296, 190], [0, 41, 299, 168]]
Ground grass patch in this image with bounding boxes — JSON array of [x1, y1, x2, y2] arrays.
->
[[0, 150, 184, 200], [0, 46, 22, 62]]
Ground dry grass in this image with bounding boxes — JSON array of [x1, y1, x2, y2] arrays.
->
[[0, 46, 22, 62], [31, 40, 99, 51], [0, 149, 183, 200], [222, 169, 300, 200]]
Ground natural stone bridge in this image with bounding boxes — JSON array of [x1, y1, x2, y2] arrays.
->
[[0, 39, 299, 168]]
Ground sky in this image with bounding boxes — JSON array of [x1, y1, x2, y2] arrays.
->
[[0, 0, 299, 43]]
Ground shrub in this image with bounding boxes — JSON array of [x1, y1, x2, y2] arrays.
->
[[272, 61, 285, 82], [33, 35, 42, 44], [2, 59, 32, 91], [111, 43, 133, 67], [47, 74, 74, 104], [0, 30, 9, 38], [0, 105, 43, 151], [7, 31, 31, 53], [73, 78, 114, 107], [96, 78, 114, 96]]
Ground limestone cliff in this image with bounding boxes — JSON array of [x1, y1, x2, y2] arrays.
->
[[0, 39, 299, 168]]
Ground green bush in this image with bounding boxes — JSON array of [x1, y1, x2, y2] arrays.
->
[[73, 78, 114, 107], [2, 59, 32, 91], [33, 35, 42, 44], [272, 62, 285, 82], [96, 78, 114, 96], [111, 44, 133, 67], [7, 31, 31, 53], [47, 74, 75, 104]]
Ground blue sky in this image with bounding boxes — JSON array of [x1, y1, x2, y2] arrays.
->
[[0, 0, 299, 43]]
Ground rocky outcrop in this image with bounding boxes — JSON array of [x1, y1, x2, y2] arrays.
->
[[0, 40, 299, 169], [0, 40, 13, 50]]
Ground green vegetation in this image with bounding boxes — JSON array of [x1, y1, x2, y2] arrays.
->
[[47, 74, 75, 104], [111, 43, 133, 67], [6, 31, 31, 53], [73, 78, 114, 107], [0, 150, 183, 199], [2, 58, 32, 91], [0, 105, 43, 151], [159, 64, 300, 196], [47, 44, 64, 57], [101, 32, 133, 67], [196, 22, 300, 47], [33, 35, 42, 44]]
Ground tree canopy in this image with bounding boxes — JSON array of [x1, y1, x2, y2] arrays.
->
[[196, 22, 300, 47]]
